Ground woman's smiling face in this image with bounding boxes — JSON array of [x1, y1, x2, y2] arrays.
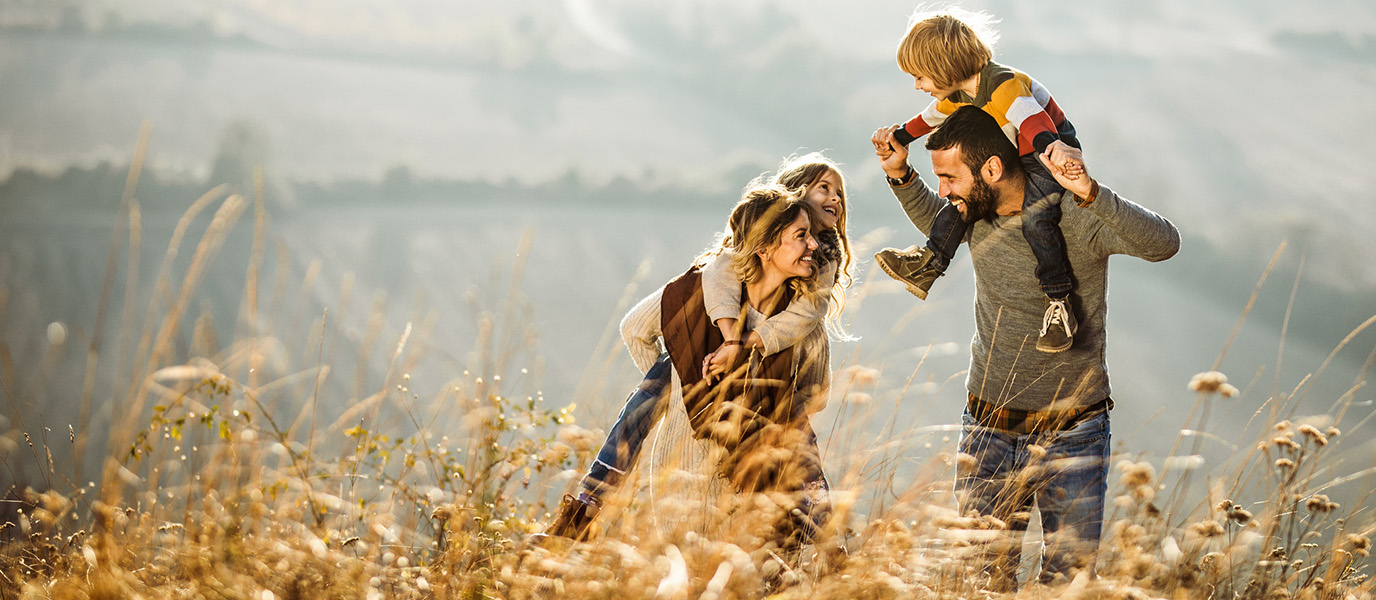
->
[[764, 211, 818, 279], [803, 169, 844, 230]]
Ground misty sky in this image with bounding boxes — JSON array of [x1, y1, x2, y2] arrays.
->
[[4, 1, 1375, 289], [2, 0, 1375, 506]]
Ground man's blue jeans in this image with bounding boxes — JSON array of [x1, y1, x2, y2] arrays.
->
[[956, 408, 1110, 589]]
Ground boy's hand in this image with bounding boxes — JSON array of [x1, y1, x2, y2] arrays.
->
[[872, 124, 899, 152], [1042, 140, 1085, 180], [1037, 144, 1095, 200], [872, 126, 910, 180]]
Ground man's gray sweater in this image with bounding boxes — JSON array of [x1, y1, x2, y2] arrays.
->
[[891, 174, 1179, 413]]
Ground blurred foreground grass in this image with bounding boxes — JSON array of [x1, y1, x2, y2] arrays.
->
[[0, 146, 1373, 599]]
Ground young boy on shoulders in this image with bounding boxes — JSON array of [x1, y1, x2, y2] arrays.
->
[[874, 8, 1084, 353]]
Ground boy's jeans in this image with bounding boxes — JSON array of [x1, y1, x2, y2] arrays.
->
[[955, 407, 1110, 589], [924, 155, 1074, 298]]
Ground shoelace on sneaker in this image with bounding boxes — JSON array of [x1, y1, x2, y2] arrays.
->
[[1040, 299, 1072, 337]]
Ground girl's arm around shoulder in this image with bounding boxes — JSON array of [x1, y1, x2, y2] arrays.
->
[[700, 250, 742, 325], [753, 261, 835, 356]]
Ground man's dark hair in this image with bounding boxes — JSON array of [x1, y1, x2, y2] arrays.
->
[[925, 105, 1022, 177]]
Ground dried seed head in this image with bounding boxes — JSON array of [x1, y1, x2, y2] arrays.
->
[[1119, 460, 1156, 488], [1200, 552, 1226, 572], [976, 514, 1007, 530], [1298, 424, 1329, 447], [1343, 534, 1370, 557], [1188, 371, 1233, 395], [1228, 508, 1253, 525], [839, 365, 880, 386], [431, 505, 456, 522], [555, 425, 600, 453], [1190, 520, 1226, 538], [955, 452, 978, 472], [1131, 484, 1156, 503], [40, 490, 70, 516], [1272, 437, 1301, 452], [843, 392, 873, 405], [1275, 458, 1296, 470], [539, 443, 572, 464]]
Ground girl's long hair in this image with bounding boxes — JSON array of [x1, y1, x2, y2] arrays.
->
[[763, 153, 853, 338]]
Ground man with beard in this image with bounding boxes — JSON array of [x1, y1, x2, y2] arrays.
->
[[872, 106, 1179, 589]]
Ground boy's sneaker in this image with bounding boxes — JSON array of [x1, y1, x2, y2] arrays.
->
[[875, 245, 942, 300], [1036, 296, 1077, 353], [529, 493, 600, 545]]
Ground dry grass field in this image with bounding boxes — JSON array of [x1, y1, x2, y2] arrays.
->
[[1, 162, 1373, 599]]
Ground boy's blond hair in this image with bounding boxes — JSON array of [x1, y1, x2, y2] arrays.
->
[[896, 8, 999, 89]]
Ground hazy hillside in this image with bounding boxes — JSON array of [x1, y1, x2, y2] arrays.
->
[[2, 1, 1374, 286], [2, 1, 1374, 510]]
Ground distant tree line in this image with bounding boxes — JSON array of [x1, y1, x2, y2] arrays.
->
[[0, 160, 747, 220]]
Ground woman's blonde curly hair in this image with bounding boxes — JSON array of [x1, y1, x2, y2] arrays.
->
[[699, 185, 819, 300]]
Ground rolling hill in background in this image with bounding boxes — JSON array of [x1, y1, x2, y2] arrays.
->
[[2, 0, 1374, 508]]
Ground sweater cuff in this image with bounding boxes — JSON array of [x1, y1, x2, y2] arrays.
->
[[754, 326, 783, 357], [892, 123, 917, 147], [887, 164, 918, 188], [705, 304, 737, 324], [1074, 180, 1100, 208]]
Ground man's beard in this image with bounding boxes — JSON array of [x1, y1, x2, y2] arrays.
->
[[952, 177, 998, 224]]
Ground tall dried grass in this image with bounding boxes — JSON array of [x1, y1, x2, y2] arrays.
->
[[0, 157, 1372, 599]]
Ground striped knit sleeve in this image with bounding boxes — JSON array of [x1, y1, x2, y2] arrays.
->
[[895, 99, 952, 146], [989, 73, 1063, 156]]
